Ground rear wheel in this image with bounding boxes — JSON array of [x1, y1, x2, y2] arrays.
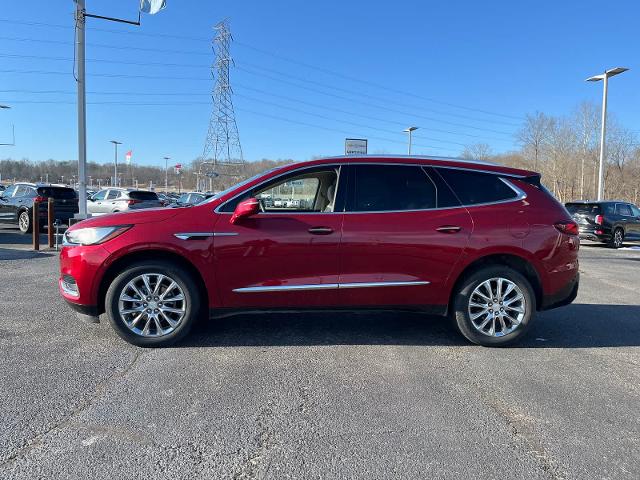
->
[[451, 266, 535, 347], [609, 228, 624, 249], [18, 210, 31, 234], [105, 261, 200, 347]]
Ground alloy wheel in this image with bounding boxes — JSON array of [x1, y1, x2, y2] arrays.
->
[[19, 212, 30, 232], [118, 273, 186, 337], [468, 277, 526, 337], [614, 229, 623, 248]]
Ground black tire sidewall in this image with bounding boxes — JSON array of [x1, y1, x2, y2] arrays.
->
[[105, 261, 200, 347], [451, 266, 535, 347]]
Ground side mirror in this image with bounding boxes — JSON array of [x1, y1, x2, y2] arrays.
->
[[230, 197, 260, 224]]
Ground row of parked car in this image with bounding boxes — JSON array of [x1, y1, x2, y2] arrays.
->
[[0, 182, 215, 233]]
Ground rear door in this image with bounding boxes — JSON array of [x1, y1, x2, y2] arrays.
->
[[615, 203, 634, 237], [337, 164, 472, 308]]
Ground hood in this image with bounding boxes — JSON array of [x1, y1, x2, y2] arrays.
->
[[69, 207, 182, 230]]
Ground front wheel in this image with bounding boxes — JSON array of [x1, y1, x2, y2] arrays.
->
[[451, 266, 535, 347], [105, 261, 201, 347]]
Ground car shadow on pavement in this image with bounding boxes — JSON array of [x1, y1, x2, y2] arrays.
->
[[180, 303, 640, 349], [0, 247, 54, 260]]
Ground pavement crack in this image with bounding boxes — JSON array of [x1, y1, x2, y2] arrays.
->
[[232, 402, 277, 480], [0, 348, 144, 469]]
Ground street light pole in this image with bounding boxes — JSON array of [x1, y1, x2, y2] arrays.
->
[[110, 140, 122, 187], [586, 67, 629, 201], [403, 127, 418, 155], [164, 156, 170, 192]]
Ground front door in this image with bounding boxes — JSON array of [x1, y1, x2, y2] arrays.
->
[[88, 190, 107, 214], [213, 165, 345, 308], [337, 164, 472, 308], [0, 185, 18, 222]]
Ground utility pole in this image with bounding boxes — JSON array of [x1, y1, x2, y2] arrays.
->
[[110, 140, 121, 187], [164, 156, 170, 192]]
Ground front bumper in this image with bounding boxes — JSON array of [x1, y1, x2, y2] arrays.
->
[[59, 243, 112, 312]]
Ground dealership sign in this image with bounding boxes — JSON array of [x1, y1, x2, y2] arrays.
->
[[344, 138, 367, 155]]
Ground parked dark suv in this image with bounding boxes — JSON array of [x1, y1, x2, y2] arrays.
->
[[0, 183, 79, 233], [565, 200, 640, 248]]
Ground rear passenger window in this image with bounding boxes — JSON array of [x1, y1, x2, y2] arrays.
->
[[435, 168, 518, 206], [351, 165, 437, 212], [616, 204, 632, 216]]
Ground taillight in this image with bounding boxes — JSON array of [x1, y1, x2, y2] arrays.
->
[[554, 221, 579, 236], [595, 214, 603, 225], [34, 195, 47, 203], [127, 199, 141, 205]]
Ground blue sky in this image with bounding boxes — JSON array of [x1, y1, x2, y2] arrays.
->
[[0, 0, 638, 168]]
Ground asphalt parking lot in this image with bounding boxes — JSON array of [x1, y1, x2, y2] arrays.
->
[[0, 225, 639, 479]]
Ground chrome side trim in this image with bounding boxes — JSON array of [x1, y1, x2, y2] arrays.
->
[[213, 232, 239, 236], [233, 283, 339, 293], [174, 232, 215, 240], [339, 280, 430, 289], [233, 280, 430, 293]]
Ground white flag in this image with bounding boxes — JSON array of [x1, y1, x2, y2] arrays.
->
[[140, 0, 166, 14]]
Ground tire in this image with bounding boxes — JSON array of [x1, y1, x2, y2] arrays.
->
[[105, 261, 201, 347], [450, 266, 536, 347], [18, 210, 32, 234], [609, 228, 624, 249]]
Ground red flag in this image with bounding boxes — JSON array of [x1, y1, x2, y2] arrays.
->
[[125, 150, 132, 164]]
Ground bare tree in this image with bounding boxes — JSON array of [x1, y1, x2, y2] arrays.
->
[[461, 143, 493, 161], [516, 112, 555, 171]]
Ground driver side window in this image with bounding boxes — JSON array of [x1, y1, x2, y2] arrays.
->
[[221, 167, 340, 213]]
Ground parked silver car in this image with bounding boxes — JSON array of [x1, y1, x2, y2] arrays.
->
[[87, 188, 162, 214]]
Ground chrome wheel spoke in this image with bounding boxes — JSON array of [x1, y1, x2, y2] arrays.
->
[[468, 277, 526, 338], [118, 273, 186, 338]]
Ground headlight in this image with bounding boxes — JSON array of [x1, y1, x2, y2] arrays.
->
[[63, 225, 131, 246]]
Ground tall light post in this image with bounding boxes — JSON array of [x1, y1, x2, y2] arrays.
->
[[403, 126, 418, 155], [110, 140, 122, 187], [586, 67, 629, 200], [163, 156, 170, 192]]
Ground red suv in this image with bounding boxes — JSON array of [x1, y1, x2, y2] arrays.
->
[[59, 156, 579, 347]]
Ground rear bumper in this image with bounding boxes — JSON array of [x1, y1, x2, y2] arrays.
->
[[540, 272, 579, 310], [578, 225, 609, 242]]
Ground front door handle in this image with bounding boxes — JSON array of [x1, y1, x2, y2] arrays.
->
[[308, 226, 333, 235], [436, 225, 462, 234]]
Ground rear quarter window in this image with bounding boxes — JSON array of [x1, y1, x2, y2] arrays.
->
[[129, 191, 159, 201], [435, 168, 518, 206]]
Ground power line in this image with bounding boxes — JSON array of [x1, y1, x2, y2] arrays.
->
[[0, 20, 523, 121], [0, 86, 509, 144], [0, 42, 517, 127]]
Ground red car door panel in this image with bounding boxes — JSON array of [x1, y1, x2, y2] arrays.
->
[[213, 213, 343, 308], [338, 208, 472, 306]]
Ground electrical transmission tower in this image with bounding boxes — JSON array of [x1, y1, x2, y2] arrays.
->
[[201, 19, 244, 188]]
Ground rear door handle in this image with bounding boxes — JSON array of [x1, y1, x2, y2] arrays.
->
[[308, 226, 333, 235], [436, 225, 462, 234]]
